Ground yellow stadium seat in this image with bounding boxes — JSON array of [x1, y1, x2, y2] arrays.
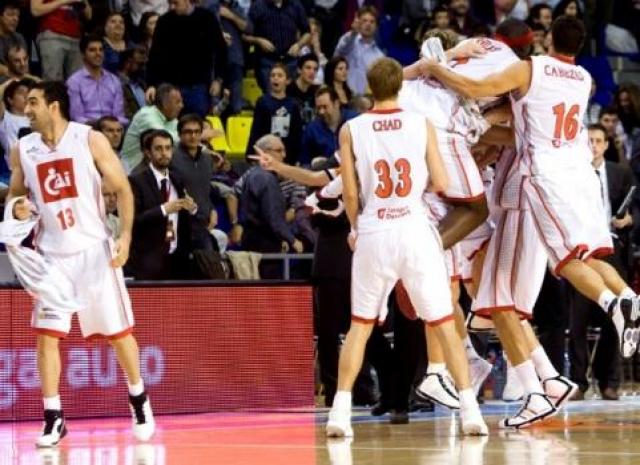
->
[[226, 115, 253, 158], [242, 77, 262, 108], [205, 116, 231, 153]]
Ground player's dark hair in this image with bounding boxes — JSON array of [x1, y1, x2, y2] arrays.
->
[[143, 129, 173, 151], [587, 123, 607, 138], [29, 81, 70, 120], [551, 15, 585, 56]]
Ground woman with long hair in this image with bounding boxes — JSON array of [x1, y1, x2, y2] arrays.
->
[[102, 12, 129, 74], [614, 83, 640, 134], [324, 56, 353, 108], [552, 0, 583, 20], [138, 11, 159, 52]]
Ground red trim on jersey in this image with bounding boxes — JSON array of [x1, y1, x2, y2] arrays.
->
[[550, 54, 576, 64], [492, 213, 507, 308], [450, 274, 462, 283], [426, 314, 455, 327], [529, 179, 574, 254], [510, 210, 524, 302], [584, 246, 615, 261], [85, 327, 134, 342], [467, 238, 490, 261], [495, 31, 534, 49], [106, 241, 132, 327], [554, 244, 589, 275], [34, 328, 68, 339], [351, 315, 377, 324], [528, 199, 562, 265], [367, 108, 403, 114]]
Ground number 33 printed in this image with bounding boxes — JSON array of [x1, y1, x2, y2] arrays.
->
[[374, 158, 412, 198]]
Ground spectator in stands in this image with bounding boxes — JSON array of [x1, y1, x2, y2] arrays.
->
[[343, 0, 383, 33], [246, 62, 303, 165], [448, 0, 481, 38], [552, 0, 582, 19], [527, 3, 553, 30], [301, 86, 357, 166], [67, 34, 128, 126], [287, 53, 319, 127], [0, 1, 26, 75], [614, 83, 640, 136], [0, 78, 30, 158], [600, 106, 628, 163], [334, 6, 384, 95], [303, 18, 327, 84], [102, 180, 120, 240], [238, 134, 303, 278], [102, 12, 129, 74], [428, 5, 454, 35], [31, 0, 91, 81], [526, 22, 546, 54], [246, 0, 311, 93], [0, 44, 39, 85], [96, 115, 124, 153], [137, 11, 159, 51], [146, 0, 228, 117], [570, 123, 634, 401], [130, 0, 166, 30], [121, 83, 183, 173], [324, 56, 352, 108], [119, 46, 147, 121], [217, 0, 251, 116], [128, 129, 197, 280], [172, 113, 219, 252]]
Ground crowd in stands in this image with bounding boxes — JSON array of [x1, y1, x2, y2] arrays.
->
[[0, 0, 638, 282]]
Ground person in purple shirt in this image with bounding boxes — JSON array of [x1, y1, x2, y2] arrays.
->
[[66, 34, 128, 126]]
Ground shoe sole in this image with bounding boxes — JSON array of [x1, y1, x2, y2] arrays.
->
[[414, 387, 460, 410], [499, 407, 557, 430], [36, 425, 67, 448], [616, 301, 638, 358]]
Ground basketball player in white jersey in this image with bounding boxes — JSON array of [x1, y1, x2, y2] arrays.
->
[[7, 81, 154, 446], [424, 16, 640, 426], [326, 57, 487, 438]]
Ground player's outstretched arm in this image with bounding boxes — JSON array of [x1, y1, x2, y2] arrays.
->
[[338, 124, 358, 229], [249, 147, 331, 187], [425, 120, 448, 193], [425, 60, 530, 99], [89, 130, 134, 268]]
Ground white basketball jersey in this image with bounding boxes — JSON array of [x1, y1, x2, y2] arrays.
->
[[20, 122, 109, 254], [398, 38, 519, 136], [511, 55, 592, 175], [348, 109, 430, 233]]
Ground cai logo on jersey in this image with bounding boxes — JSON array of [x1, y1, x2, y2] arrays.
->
[[36, 158, 78, 203]]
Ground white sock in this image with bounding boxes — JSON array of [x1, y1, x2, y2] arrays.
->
[[620, 287, 636, 299], [514, 360, 544, 395], [333, 391, 352, 411], [530, 346, 559, 381], [458, 388, 479, 411], [598, 290, 617, 313], [427, 362, 446, 374], [43, 395, 61, 411], [464, 335, 480, 359], [128, 380, 145, 397]]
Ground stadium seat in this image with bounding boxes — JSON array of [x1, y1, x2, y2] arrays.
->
[[205, 116, 231, 153], [242, 77, 262, 108], [226, 115, 253, 158]]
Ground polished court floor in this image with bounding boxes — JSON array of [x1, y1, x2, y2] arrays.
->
[[3, 398, 640, 465]]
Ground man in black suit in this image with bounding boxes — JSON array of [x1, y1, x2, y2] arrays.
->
[[127, 130, 197, 280], [570, 123, 636, 400]]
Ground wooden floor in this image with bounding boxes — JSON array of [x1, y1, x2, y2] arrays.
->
[[5, 398, 640, 465]]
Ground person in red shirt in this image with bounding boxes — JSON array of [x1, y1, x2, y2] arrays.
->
[[31, 0, 92, 80]]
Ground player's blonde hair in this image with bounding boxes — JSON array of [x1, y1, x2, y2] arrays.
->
[[366, 57, 403, 102]]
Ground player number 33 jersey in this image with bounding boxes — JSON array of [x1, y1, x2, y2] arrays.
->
[[348, 109, 430, 234]]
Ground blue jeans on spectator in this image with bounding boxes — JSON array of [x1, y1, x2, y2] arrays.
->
[[225, 62, 245, 115], [180, 84, 211, 117], [256, 55, 297, 93]]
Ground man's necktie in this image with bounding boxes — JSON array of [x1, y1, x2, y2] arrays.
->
[[160, 178, 169, 203], [595, 169, 604, 205]]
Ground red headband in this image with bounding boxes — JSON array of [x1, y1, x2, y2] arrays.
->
[[495, 30, 534, 49]]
